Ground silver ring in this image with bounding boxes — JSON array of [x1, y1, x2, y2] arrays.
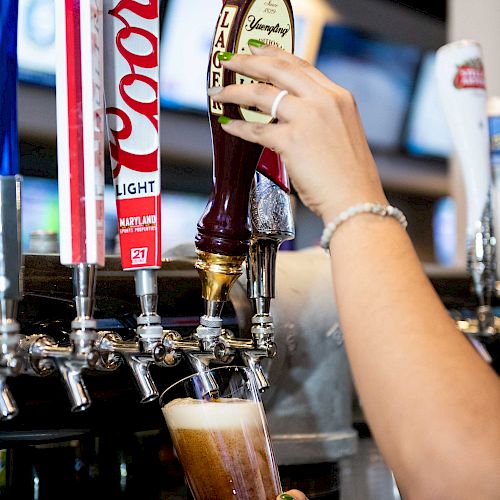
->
[[271, 89, 288, 119]]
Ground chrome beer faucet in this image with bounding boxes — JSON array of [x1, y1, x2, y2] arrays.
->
[[465, 199, 496, 336], [97, 270, 167, 403], [22, 265, 100, 412], [162, 254, 244, 395], [241, 171, 295, 390]]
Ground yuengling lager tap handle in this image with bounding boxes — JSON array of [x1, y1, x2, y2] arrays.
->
[[200, 0, 295, 258]]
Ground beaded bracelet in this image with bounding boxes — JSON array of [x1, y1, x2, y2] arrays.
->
[[320, 203, 408, 251]]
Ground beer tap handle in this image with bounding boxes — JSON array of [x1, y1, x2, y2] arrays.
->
[[249, 158, 295, 308], [436, 41, 494, 333], [199, 0, 264, 258], [196, 0, 295, 323], [256, 148, 291, 194], [104, 0, 162, 274], [56, 0, 105, 270]]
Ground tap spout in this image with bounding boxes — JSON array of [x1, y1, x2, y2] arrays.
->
[[57, 360, 91, 412], [186, 352, 220, 398], [241, 352, 270, 392], [0, 377, 17, 420], [128, 356, 158, 403]]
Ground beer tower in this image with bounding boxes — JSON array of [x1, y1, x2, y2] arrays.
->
[[99, 0, 167, 403], [22, 0, 106, 412], [0, 1, 24, 420]]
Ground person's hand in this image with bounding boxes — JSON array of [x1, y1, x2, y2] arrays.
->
[[211, 43, 388, 223], [277, 490, 309, 500]]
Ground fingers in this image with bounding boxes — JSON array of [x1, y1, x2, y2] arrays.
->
[[250, 44, 340, 92], [219, 119, 287, 153], [211, 83, 299, 122], [221, 49, 320, 98], [277, 490, 309, 500]]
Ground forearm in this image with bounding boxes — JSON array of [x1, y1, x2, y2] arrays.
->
[[327, 214, 500, 498]]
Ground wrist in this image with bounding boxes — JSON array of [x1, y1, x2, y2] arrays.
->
[[319, 194, 389, 225], [320, 203, 408, 251]]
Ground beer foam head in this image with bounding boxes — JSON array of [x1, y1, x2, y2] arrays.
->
[[162, 398, 263, 430]]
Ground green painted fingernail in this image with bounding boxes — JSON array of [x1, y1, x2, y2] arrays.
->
[[218, 116, 232, 125], [280, 495, 295, 500], [218, 51, 234, 61], [248, 39, 266, 48]]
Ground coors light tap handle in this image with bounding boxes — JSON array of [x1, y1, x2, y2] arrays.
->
[[196, 0, 294, 313], [436, 41, 494, 332], [102, 1, 164, 403]]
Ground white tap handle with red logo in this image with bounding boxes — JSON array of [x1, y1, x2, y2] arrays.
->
[[104, 0, 161, 270], [56, 0, 106, 266], [436, 40, 490, 240]]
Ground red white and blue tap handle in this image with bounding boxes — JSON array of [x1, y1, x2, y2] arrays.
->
[[104, 0, 162, 327], [0, 0, 22, 307], [0, 0, 23, 421], [56, 0, 105, 325]]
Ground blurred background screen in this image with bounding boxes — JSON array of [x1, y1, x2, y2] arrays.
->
[[404, 52, 452, 158], [316, 24, 421, 152], [159, 0, 221, 112], [22, 176, 208, 256], [17, 0, 56, 86], [159, 0, 308, 112]]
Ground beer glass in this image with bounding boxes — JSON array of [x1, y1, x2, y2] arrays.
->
[[160, 366, 282, 500]]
